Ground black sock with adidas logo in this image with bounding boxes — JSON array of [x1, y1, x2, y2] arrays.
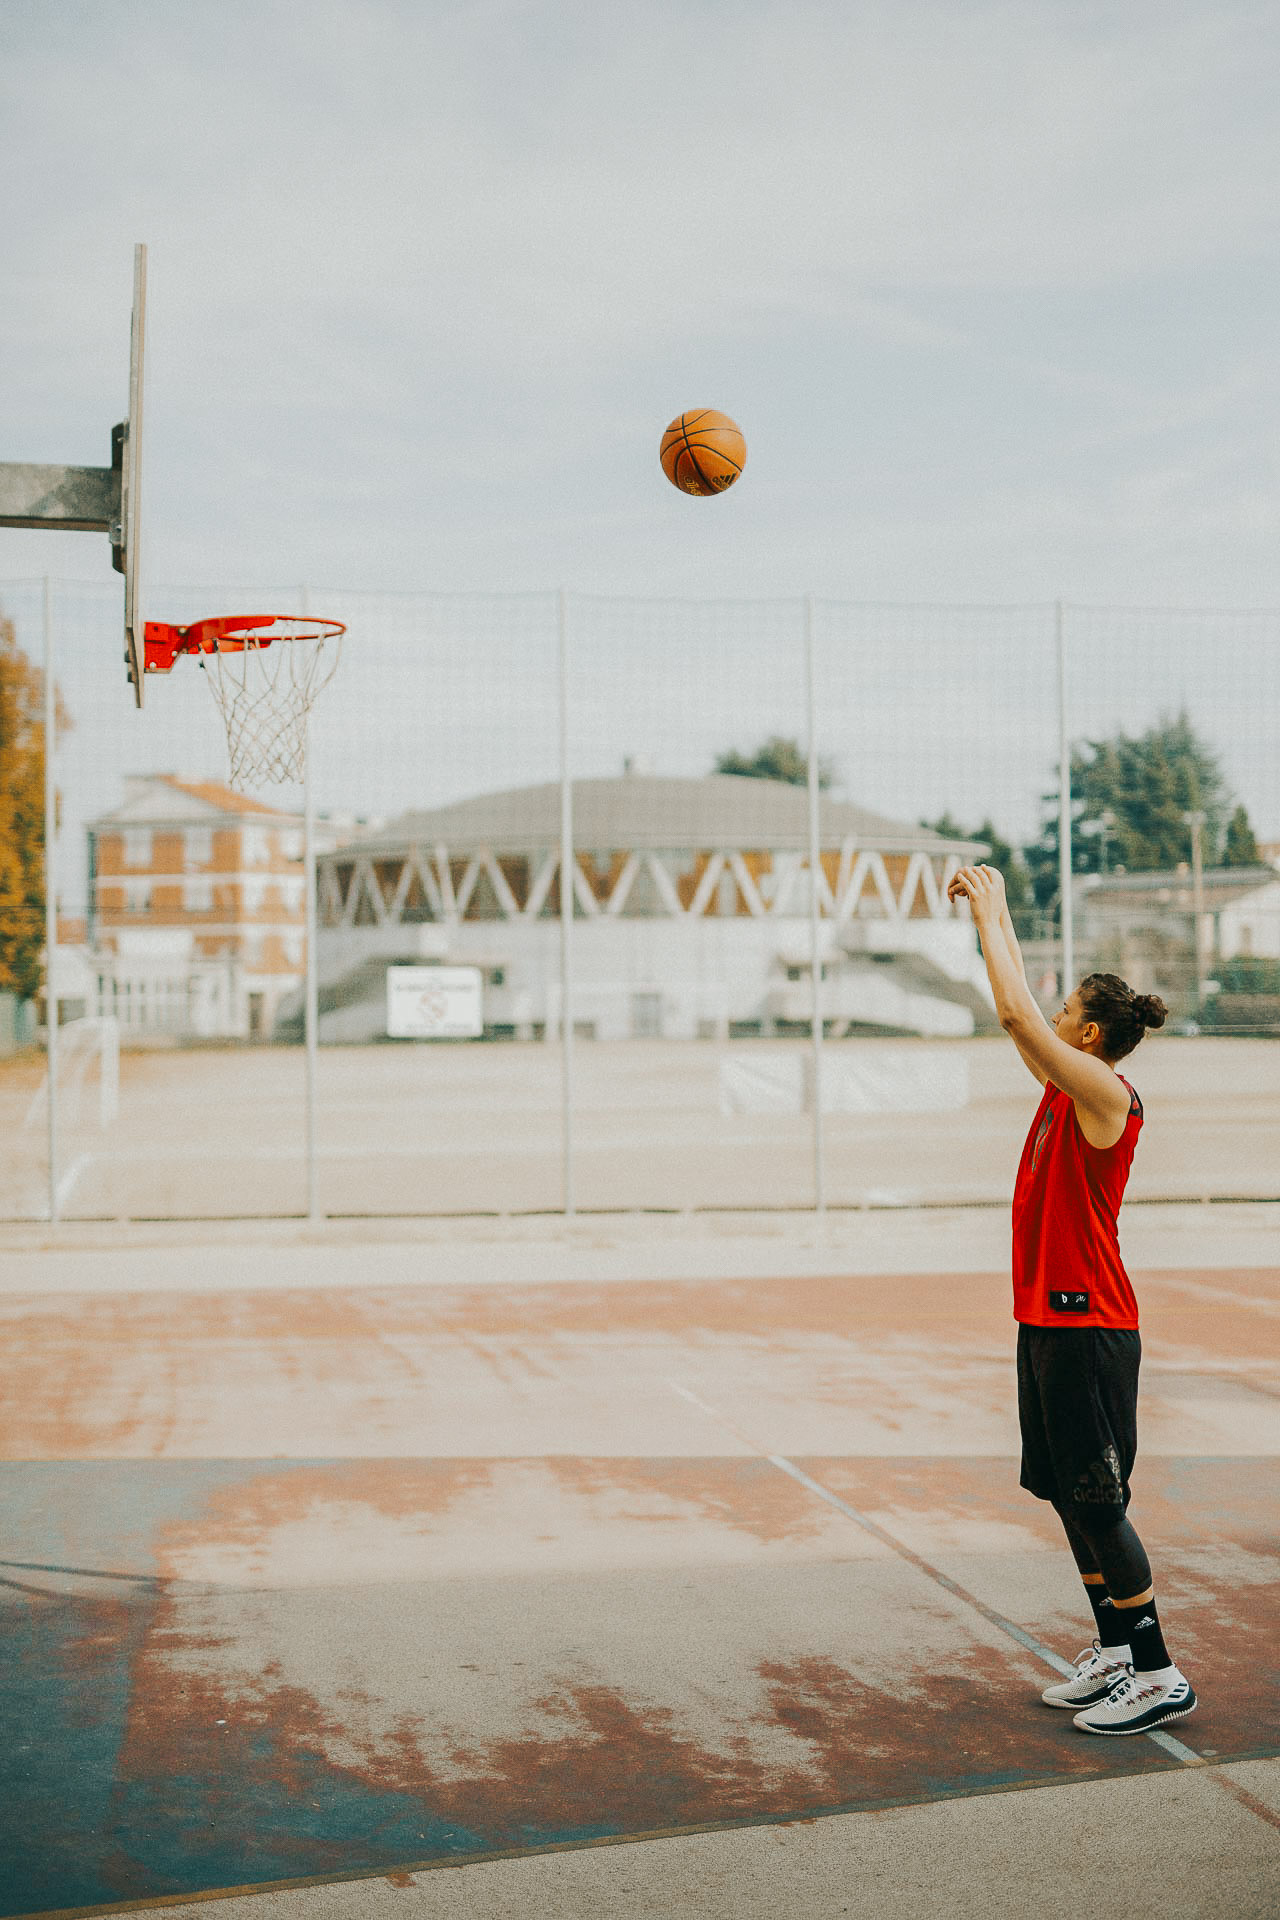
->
[[1111, 1594, 1172, 1673], [1082, 1578, 1126, 1648]]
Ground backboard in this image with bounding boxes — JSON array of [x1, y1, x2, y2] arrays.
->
[[114, 243, 148, 706], [0, 242, 147, 703]]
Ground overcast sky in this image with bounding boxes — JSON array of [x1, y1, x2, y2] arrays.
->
[[3, 2, 1279, 884], [4, 0, 1279, 604]]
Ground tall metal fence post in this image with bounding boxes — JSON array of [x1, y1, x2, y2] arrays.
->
[[805, 593, 826, 1217], [558, 588, 575, 1219], [43, 576, 59, 1226], [1055, 600, 1074, 993], [304, 706, 319, 1223], [301, 586, 319, 1224]]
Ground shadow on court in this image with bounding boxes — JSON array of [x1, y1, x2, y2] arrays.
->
[[1, 1237, 1277, 1916]]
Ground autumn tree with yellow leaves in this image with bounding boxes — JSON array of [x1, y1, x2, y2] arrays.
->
[[0, 615, 70, 1002]]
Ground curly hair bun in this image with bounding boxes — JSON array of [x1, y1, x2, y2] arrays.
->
[[1131, 992, 1168, 1031]]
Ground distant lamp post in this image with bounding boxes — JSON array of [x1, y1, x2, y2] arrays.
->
[[1183, 810, 1207, 1007], [1079, 807, 1117, 873]]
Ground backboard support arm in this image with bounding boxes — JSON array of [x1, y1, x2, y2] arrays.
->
[[0, 446, 122, 534]]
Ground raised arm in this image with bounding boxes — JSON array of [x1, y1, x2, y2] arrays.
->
[[948, 866, 1129, 1134], [999, 895, 1029, 984], [949, 867, 1049, 1085], [989, 896, 1049, 1080]]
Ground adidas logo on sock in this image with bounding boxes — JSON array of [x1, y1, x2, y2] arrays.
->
[[1133, 1615, 1155, 1630]]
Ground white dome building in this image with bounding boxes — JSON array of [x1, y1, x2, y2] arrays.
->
[[310, 773, 994, 1042]]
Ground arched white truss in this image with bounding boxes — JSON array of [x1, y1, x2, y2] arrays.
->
[[320, 839, 966, 930]]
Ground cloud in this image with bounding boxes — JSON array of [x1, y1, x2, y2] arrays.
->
[[7, 4, 1279, 336], [1, 0, 1279, 608]]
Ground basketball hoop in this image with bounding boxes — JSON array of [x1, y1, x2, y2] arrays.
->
[[143, 614, 345, 788]]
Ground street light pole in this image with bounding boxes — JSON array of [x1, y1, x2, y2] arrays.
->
[[43, 578, 59, 1226], [1055, 601, 1074, 994]]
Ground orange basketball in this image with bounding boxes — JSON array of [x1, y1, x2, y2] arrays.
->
[[660, 409, 747, 497]]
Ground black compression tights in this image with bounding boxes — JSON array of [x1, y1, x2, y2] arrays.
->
[[1054, 1503, 1153, 1602]]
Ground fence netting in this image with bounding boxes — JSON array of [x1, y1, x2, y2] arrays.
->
[[2, 578, 1277, 1220]]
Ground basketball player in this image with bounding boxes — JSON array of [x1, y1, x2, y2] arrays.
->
[[947, 863, 1196, 1735]]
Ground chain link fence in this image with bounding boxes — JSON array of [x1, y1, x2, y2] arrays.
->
[[2, 577, 1277, 1220]]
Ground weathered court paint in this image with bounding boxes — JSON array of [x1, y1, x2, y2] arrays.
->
[[2, 1258, 1276, 1915], [3, 1452, 1275, 1914], [8, 1267, 1278, 1464]]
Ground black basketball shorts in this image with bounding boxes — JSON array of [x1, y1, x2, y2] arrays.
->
[[1016, 1324, 1141, 1514]]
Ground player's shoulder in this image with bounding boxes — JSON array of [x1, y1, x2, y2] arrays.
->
[[1118, 1075, 1143, 1118]]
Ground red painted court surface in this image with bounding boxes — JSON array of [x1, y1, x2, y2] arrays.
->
[[2, 1221, 1278, 1916]]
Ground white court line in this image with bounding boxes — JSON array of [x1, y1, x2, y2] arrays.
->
[[665, 1377, 1204, 1769]]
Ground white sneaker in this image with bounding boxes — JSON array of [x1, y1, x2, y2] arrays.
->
[[1073, 1664, 1197, 1736], [1041, 1642, 1132, 1710]]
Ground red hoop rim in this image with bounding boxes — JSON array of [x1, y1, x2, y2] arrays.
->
[[142, 614, 345, 674]]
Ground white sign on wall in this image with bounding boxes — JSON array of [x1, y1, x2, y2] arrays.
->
[[386, 966, 484, 1039]]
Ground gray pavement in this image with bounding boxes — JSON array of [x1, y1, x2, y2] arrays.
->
[[122, 1760, 1280, 1919], [4, 1035, 1280, 1221]]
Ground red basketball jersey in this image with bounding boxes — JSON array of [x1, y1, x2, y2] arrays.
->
[[1011, 1076, 1142, 1328]]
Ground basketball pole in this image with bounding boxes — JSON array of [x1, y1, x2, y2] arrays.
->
[[43, 576, 59, 1227], [804, 593, 826, 1219], [302, 588, 320, 1224], [1055, 600, 1074, 994], [557, 587, 575, 1220]]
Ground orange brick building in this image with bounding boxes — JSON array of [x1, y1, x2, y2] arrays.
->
[[88, 775, 306, 1039]]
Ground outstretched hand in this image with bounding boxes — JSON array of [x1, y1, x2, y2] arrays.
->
[[947, 864, 1008, 921]]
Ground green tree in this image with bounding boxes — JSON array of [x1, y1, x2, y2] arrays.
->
[[922, 813, 1036, 934], [0, 618, 70, 1002], [921, 810, 967, 841], [1222, 803, 1261, 868], [714, 734, 834, 788], [1025, 712, 1236, 912]]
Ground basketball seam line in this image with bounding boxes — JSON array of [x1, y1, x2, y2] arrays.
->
[[677, 416, 743, 481], [675, 441, 712, 495], [684, 442, 743, 473], [678, 418, 730, 494], [673, 419, 702, 493], [668, 414, 742, 493], [688, 446, 718, 492]]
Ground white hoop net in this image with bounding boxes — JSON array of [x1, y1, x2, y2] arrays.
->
[[199, 620, 343, 788]]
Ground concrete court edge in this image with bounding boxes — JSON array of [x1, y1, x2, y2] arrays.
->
[[13, 1750, 1267, 1920]]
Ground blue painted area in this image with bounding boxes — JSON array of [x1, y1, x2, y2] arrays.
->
[[2, 1455, 1273, 1916], [108, 1758, 485, 1898], [0, 1585, 162, 1915], [0, 1461, 308, 1915], [1, 1459, 271, 1579], [0, 1460, 495, 1913], [0, 1577, 485, 1914], [2, 1464, 242, 1913]]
